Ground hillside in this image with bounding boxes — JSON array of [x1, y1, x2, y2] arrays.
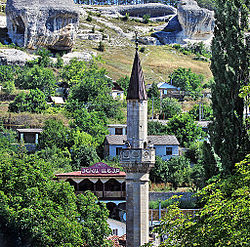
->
[[73, 8, 213, 83]]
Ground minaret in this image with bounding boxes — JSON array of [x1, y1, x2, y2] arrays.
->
[[120, 36, 155, 247]]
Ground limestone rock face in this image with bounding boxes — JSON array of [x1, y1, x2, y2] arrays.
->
[[177, 0, 214, 39], [89, 3, 176, 18], [0, 48, 37, 66], [154, 0, 214, 45], [6, 0, 79, 51]]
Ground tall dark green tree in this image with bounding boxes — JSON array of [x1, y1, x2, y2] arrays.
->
[[210, 0, 250, 174]]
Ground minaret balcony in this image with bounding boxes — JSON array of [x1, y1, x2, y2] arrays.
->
[[120, 148, 155, 173]]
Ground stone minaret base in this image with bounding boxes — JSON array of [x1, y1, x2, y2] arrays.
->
[[126, 172, 150, 247]]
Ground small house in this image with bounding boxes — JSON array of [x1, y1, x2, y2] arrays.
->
[[16, 128, 43, 144], [108, 124, 127, 136], [104, 135, 179, 160], [111, 82, 124, 100], [157, 82, 183, 99]]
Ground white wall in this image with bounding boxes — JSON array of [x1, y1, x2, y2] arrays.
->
[[107, 218, 126, 236]]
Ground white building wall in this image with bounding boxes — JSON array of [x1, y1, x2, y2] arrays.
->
[[107, 218, 126, 236]]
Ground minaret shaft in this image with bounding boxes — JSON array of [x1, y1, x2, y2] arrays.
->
[[127, 100, 148, 149], [120, 49, 155, 247]]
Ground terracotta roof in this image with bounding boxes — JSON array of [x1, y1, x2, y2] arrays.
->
[[127, 51, 147, 100], [55, 170, 126, 178], [105, 135, 179, 145]]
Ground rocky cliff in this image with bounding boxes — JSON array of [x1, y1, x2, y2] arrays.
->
[[153, 0, 214, 45], [6, 0, 79, 51]]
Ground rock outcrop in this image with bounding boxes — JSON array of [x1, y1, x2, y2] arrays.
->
[[153, 0, 214, 45], [178, 0, 214, 39], [0, 48, 37, 66], [85, 3, 176, 18], [6, 0, 80, 51]]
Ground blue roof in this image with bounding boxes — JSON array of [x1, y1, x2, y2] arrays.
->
[[157, 82, 179, 90]]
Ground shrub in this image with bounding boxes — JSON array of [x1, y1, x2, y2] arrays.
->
[[98, 41, 105, 52], [86, 14, 92, 22], [142, 14, 150, 24]]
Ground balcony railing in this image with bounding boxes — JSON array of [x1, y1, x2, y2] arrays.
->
[[76, 190, 126, 198]]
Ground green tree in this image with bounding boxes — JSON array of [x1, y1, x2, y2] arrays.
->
[[0, 65, 15, 95], [9, 89, 48, 113], [116, 75, 130, 95], [160, 97, 182, 119], [0, 139, 111, 247], [147, 82, 160, 99], [170, 68, 203, 99], [0, 65, 14, 83], [210, 0, 250, 174], [38, 119, 70, 150], [77, 191, 111, 247], [15, 65, 56, 96], [150, 156, 192, 189], [148, 121, 168, 135], [189, 102, 213, 121], [70, 109, 109, 146], [148, 155, 250, 247], [2, 79, 15, 95], [166, 113, 204, 147], [66, 61, 122, 119]]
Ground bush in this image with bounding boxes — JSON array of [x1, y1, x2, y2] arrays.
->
[[142, 14, 150, 24], [123, 12, 129, 21], [9, 89, 48, 113], [86, 14, 92, 22], [98, 41, 105, 52]]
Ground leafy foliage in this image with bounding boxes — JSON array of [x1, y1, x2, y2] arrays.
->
[[150, 156, 192, 189], [15, 65, 56, 97], [210, 0, 250, 174], [38, 119, 70, 150], [189, 102, 213, 121], [0, 135, 111, 247], [170, 67, 203, 99], [9, 89, 48, 113], [160, 97, 182, 119], [116, 75, 130, 95], [166, 113, 204, 147], [147, 155, 250, 247]]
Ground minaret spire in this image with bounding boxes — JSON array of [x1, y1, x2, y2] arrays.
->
[[127, 32, 147, 101]]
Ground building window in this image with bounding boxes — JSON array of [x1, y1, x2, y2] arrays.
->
[[116, 147, 122, 156], [166, 147, 172, 155], [112, 229, 118, 235], [115, 128, 123, 135]]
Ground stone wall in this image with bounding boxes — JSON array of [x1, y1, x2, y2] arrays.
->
[[6, 0, 80, 51]]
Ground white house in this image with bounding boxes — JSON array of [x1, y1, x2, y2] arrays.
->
[[111, 82, 124, 100], [107, 218, 126, 237], [104, 135, 179, 160]]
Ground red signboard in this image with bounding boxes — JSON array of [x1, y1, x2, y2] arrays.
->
[[81, 162, 120, 175]]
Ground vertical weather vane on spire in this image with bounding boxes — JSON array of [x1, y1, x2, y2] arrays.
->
[[135, 31, 139, 51]]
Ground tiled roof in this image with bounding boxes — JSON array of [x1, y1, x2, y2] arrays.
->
[[105, 135, 179, 145], [157, 82, 180, 90], [16, 128, 43, 133], [127, 51, 147, 100], [55, 170, 126, 178]]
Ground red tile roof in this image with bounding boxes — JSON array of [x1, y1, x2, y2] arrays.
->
[[55, 170, 126, 178]]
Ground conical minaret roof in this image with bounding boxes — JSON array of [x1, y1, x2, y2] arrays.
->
[[127, 50, 147, 100]]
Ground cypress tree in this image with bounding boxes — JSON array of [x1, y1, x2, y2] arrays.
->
[[210, 0, 250, 174]]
